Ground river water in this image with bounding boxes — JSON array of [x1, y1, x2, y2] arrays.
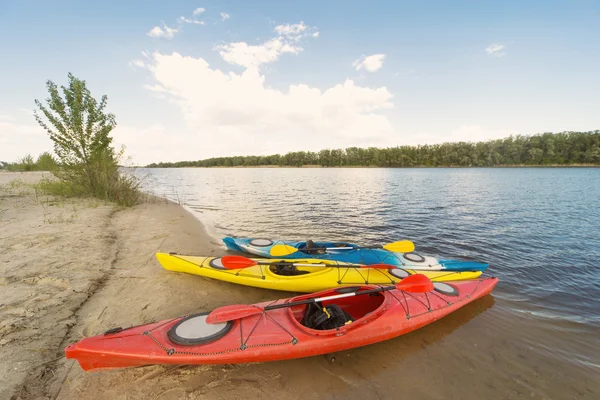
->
[[138, 167, 600, 398]]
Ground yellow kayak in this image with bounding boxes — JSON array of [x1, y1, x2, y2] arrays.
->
[[156, 253, 482, 293]]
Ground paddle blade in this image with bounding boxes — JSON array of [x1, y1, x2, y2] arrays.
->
[[382, 240, 415, 253], [396, 274, 433, 293], [221, 255, 257, 270], [270, 244, 298, 257], [361, 263, 397, 269], [206, 304, 263, 324]]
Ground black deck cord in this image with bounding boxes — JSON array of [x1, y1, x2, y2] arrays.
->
[[239, 301, 297, 348], [385, 287, 410, 318], [428, 289, 453, 305]]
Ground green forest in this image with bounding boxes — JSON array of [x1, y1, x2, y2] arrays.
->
[[146, 131, 600, 168]]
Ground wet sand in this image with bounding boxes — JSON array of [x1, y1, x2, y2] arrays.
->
[[1, 172, 598, 399]]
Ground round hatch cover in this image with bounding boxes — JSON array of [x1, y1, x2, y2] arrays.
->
[[209, 258, 226, 270], [168, 313, 232, 346], [433, 282, 459, 296], [403, 252, 426, 263], [249, 239, 274, 247], [388, 268, 410, 279]]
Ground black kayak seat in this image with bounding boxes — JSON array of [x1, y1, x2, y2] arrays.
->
[[303, 240, 326, 254], [302, 302, 353, 330], [273, 264, 310, 276]]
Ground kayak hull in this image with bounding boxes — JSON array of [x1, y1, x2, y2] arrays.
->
[[65, 278, 498, 371], [156, 252, 483, 292], [223, 237, 488, 272]]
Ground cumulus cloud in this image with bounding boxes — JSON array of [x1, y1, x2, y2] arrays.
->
[[485, 44, 506, 57], [353, 54, 386, 72], [312, 32, 319, 38], [215, 22, 318, 69], [220, 12, 230, 21], [142, 52, 394, 158], [193, 8, 205, 16], [147, 23, 178, 39]]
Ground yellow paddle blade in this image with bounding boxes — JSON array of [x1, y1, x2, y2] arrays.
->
[[382, 240, 415, 253], [270, 244, 299, 257]]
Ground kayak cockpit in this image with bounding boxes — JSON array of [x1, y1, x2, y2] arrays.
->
[[289, 287, 386, 332], [266, 262, 330, 277], [297, 240, 354, 255], [268, 264, 311, 276]]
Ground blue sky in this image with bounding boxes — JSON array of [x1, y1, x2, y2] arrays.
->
[[1, 0, 599, 165]]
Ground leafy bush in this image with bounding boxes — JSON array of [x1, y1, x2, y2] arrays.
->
[[36, 152, 58, 171], [6, 154, 36, 171]]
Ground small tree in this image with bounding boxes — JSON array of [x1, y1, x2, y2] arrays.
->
[[34, 73, 140, 205], [36, 152, 58, 171], [9, 154, 35, 171]]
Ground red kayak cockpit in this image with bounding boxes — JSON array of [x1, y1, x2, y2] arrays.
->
[[288, 286, 388, 334]]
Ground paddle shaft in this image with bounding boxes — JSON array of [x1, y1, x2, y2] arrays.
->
[[301, 246, 386, 252], [206, 273, 432, 323], [220, 255, 394, 270], [253, 260, 394, 270], [257, 261, 360, 268], [263, 286, 392, 311], [270, 240, 415, 257]]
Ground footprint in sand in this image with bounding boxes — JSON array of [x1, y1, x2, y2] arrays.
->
[[20, 276, 70, 289]]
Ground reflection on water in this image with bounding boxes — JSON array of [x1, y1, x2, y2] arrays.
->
[[138, 167, 600, 377]]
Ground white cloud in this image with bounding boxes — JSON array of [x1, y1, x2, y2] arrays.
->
[[129, 59, 146, 68], [142, 52, 394, 159], [215, 22, 318, 69], [312, 32, 319, 38], [353, 54, 386, 72], [147, 23, 179, 39], [193, 8, 205, 16], [485, 44, 506, 57], [274, 21, 308, 36], [220, 12, 230, 21], [178, 16, 204, 25], [216, 37, 303, 69]]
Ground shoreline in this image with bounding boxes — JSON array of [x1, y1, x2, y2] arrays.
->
[[1, 172, 598, 399], [140, 164, 600, 169], [0, 172, 226, 398]]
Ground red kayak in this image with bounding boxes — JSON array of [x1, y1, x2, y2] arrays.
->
[[66, 277, 498, 371]]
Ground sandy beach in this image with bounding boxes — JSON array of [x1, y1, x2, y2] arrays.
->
[[1, 171, 598, 400]]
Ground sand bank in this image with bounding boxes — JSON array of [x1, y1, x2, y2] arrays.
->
[[1, 172, 598, 400]]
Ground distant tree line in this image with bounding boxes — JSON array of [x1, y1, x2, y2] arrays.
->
[[146, 131, 600, 168]]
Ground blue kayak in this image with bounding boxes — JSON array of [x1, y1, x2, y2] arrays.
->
[[223, 237, 488, 272]]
